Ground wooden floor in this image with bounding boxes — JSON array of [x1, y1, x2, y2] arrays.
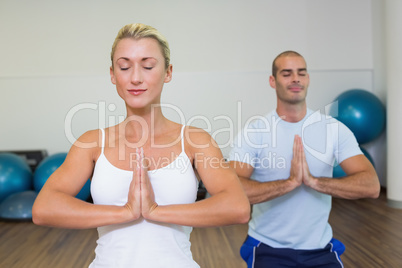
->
[[329, 189, 402, 268], [0, 189, 401, 268]]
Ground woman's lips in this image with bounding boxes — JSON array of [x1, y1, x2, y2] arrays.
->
[[128, 89, 147, 96]]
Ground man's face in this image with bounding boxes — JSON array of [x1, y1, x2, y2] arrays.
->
[[269, 55, 310, 105]]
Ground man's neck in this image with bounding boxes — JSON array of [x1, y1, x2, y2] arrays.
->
[[276, 102, 307, 123]]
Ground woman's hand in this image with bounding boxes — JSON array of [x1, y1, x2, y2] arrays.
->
[[124, 148, 142, 220], [138, 147, 159, 219]]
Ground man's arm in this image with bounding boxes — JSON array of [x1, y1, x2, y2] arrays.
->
[[302, 147, 380, 199], [229, 136, 304, 204]]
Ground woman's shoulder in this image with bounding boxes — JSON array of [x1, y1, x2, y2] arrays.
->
[[71, 129, 103, 156], [63, 129, 103, 164], [184, 125, 210, 136], [183, 125, 217, 151], [184, 125, 210, 137], [75, 129, 102, 144]]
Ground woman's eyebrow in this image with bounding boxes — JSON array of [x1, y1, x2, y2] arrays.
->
[[142, 57, 158, 62], [116, 57, 130, 61]]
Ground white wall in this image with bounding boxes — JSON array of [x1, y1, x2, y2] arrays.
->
[[0, 0, 387, 183], [0, 0, 373, 76]]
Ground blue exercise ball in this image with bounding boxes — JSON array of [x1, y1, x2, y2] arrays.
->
[[76, 179, 91, 201], [333, 147, 374, 178], [0, 190, 37, 220], [33, 152, 67, 192], [330, 89, 386, 144], [34, 153, 91, 201], [0, 153, 32, 203]]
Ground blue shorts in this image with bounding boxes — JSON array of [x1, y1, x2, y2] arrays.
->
[[240, 236, 345, 268]]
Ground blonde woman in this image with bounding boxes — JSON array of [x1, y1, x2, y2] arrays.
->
[[33, 23, 250, 268]]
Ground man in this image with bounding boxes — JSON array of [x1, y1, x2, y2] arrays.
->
[[229, 51, 380, 268]]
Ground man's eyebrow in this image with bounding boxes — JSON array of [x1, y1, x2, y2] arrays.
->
[[279, 69, 292, 73], [279, 68, 307, 73]]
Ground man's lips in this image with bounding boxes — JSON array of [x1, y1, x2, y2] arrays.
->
[[288, 85, 303, 92], [128, 89, 147, 96]]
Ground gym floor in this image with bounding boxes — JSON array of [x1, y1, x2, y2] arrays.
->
[[0, 189, 401, 268]]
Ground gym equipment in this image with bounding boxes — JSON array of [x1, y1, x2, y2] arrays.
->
[[0, 150, 48, 172], [0, 190, 37, 220], [33, 153, 67, 192], [0, 153, 32, 202], [330, 89, 386, 144]]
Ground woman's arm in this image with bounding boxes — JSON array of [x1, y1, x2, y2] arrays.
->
[[32, 130, 140, 229], [141, 127, 250, 227]]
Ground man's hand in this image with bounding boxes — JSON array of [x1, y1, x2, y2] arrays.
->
[[288, 135, 303, 188], [300, 140, 317, 188]]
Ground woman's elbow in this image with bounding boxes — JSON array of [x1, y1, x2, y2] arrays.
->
[[235, 200, 251, 224], [32, 201, 49, 226], [239, 207, 251, 224], [32, 205, 42, 225]]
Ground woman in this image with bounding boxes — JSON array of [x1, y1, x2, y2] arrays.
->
[[33, 23, 250, 267]]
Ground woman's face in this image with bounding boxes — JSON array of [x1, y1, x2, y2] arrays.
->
[[110, 37, 172, 110]]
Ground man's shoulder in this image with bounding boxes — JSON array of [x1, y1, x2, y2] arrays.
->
[[244, 110, 277, 128], [304, 108, 341, 125]]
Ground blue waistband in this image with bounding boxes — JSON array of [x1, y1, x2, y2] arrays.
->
[[244, 235, 261, 247]]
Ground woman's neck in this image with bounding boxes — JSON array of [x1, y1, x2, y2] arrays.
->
[[123, 106, 169, 138]]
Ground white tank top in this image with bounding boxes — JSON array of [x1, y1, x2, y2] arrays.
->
[[89, 125, 200, 268]]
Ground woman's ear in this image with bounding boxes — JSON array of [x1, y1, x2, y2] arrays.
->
[[164, 64, 173, 83], [110, 66, 116, 85]]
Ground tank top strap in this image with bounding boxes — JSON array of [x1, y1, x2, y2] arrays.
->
[[180, 125, 186, 153], [100, 128, 105, 155]]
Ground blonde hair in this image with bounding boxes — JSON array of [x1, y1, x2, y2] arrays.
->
[[111, 23, 170, 69]]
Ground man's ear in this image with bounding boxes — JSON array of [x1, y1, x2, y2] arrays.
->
[[269, 75, 276, 89]]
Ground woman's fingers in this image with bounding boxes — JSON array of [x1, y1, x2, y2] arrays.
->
[[139, 148, 158, 219]]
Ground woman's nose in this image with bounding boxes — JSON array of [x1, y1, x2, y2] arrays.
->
[[131, 68, 143, 84]]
